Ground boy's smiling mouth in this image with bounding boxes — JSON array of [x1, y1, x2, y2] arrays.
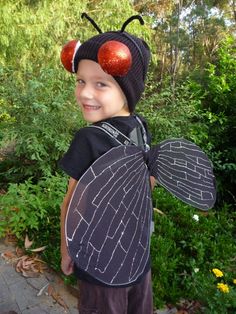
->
[[83, 104, 101, 111]]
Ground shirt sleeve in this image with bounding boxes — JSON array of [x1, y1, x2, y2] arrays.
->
[[58, 127, 117, 180]]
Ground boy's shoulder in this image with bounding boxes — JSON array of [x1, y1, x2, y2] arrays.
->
[[76, 115, 138, 138], [73, 114, 150, 149]]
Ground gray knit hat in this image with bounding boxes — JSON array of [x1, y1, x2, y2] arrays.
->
[[61, 13, 150, 112]]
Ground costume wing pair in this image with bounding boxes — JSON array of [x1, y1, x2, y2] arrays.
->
[[65, 138, 216, 286]]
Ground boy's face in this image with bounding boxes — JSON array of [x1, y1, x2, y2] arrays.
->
[[75, 59, 130, 123]]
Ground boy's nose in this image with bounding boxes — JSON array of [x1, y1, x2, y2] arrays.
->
[[79, 84, 94, 99]]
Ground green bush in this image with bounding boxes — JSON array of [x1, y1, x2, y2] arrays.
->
[[138, 37, 236, 208], [0, 66, 84, 186], [137, 75, 209, 148], [150, 187, 236, 311], [0, 174, 67, 267], [190, 37, 236, 205]]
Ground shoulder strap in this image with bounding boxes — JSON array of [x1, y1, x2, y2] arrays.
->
[[134, 115, 150, 152], [89, 116, 150, 151], [90, 122, 136, 146]]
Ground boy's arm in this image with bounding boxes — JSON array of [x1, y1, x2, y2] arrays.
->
[[150, 176, 156, 190], [60, 177, 78, 275]]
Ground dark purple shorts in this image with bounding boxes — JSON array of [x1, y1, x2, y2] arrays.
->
[[78, 270, 153, 314]]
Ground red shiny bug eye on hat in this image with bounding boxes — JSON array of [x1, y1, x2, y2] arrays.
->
[[97, 40, 132, 76], [60, 40, 81, 73]]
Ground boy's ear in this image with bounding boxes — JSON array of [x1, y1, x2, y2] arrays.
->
[[60, 40, 81, 73]]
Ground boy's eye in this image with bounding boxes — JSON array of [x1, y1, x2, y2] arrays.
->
[[76, 79, 84, 85], [96, 82, 107, 88]]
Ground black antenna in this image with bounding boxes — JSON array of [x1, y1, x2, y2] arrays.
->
[[81, 12, 103, 34], [121, 15, 144, 32]]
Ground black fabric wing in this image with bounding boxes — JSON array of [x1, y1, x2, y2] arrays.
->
[[66, 145, 153, 286], [147, 138, 216, 210]]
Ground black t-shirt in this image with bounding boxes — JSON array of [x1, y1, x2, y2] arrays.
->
[[59, 114, 152, 286], [59, 115, 151, 180]]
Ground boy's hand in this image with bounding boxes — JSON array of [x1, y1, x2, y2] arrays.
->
[[61, 253, 74, 275]]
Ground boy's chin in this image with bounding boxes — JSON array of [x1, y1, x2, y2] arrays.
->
[[82, 114, 102, 124]]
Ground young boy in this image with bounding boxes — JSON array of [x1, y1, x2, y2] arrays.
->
[[59, 14, 154, 314]]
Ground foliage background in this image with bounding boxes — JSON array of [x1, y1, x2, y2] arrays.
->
[[1, 0, 236, 312]]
